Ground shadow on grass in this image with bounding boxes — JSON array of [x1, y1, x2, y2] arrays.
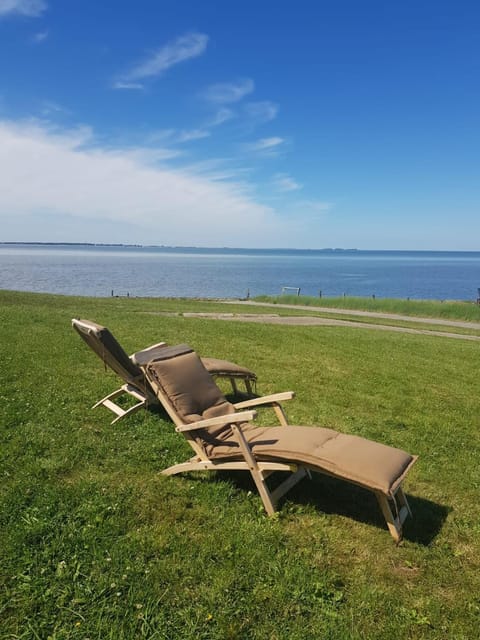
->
[[208, 471, 450, 546]]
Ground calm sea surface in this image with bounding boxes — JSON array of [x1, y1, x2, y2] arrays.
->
[[0, 244, 479, 301]]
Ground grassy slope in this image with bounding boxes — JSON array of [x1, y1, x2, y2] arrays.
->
[[1, 290, 480, 639]]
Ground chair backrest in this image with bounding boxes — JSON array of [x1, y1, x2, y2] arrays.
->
[[72, 318, 143, 383], [145, 344, 235, 436]]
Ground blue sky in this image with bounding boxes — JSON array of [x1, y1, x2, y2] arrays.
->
[[0, 0, 479, 249]]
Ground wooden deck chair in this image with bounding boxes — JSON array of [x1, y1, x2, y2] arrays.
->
[[142, 344, 417, 543], [72, 319, 257, 424]]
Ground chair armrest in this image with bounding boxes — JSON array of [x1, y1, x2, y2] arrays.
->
[[175, 410, 257, 432], [233, 391, 295, 409]]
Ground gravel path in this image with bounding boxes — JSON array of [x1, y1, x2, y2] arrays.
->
[[179, 303, 480, 342], [220, 300, 480, 330]]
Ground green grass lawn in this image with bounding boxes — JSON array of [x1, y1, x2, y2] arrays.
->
[[1, 290, 480, 639]]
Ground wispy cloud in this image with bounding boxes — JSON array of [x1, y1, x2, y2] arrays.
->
[[32, 29, 48, 43], [180, 157, 253, 183], [141, 111, 231, 148], [177, 128, 210, 143], [0, 0, 47, 17], [203, 78, 254, 104], [249, 137, 284, 151], [244, 101, 278, 124], [207, 108, 235, 127], [144, 128, 177, 144], [40, 100, 70, 117], [246, 136, 285, 155], [273, 173, 302, 192], [114, 32, 208, 90], [112, 81, 144, 91], [144, 127, 209, 145]]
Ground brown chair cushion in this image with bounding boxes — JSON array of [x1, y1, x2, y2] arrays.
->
[[201, 357, 257, 381], [147, 347, 235, 435], [131, 343, 169, 367], [135, 349, 256, 383], [73, 318, 141, 381], [205, 425, 416, 497]]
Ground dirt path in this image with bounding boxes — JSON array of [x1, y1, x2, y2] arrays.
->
[[179, 305, 480, 342], [220, 300, 480, 330]]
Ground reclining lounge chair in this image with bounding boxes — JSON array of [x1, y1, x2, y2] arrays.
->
[[142, 344, 417, 542], [72, 318, 257, 424]]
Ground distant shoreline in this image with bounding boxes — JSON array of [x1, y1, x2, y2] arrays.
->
[[0, 241, 143, 248], [0, 241, 357, 252], [1, 242, 479, 254]]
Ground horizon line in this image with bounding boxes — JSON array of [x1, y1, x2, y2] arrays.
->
[[0, 242, 479, 253]]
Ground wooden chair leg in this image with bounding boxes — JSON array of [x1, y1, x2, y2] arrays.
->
[[376, 488, 412, 543], [231, 425, 277, 515], [376, 493, 402, 542], [229, 377, 238, 396], [396, 486, 412, 517]]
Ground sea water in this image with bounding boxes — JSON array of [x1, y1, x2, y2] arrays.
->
[[0, 244, 479, 301]]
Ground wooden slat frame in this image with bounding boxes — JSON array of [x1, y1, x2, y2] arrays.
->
[[92, 384, 157, 424]]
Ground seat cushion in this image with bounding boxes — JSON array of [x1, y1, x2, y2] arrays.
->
[[201, 357, 257, 381], [205, 425, 417, 497]]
